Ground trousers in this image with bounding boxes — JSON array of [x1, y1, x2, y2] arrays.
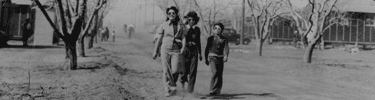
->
[[209, 56, 224, 94], [160, 48, 181, 93], [181, 47, 198, 93]]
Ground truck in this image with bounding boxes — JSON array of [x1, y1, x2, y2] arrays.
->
[[221, 28, 251, 45]]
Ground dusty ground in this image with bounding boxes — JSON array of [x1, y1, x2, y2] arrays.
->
[[1, 31, 375, 100]]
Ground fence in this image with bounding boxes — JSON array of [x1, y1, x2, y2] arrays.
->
[[269, 18, 375, 44]]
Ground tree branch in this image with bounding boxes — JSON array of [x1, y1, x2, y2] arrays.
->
[[65, 0, 73, 29], [33, 0, 64, 39], [78, 0, 107, 39], [56, 0, 69, 36], [320, 0, 337, 35], [75, 0, 80, 13], [172, 0, 179, 9]]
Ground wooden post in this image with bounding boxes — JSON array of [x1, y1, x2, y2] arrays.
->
[[282, 21, 284, 39], [18, 9, 22, 37], [0, 0, 2, 24], [287, 25, 291, 38], [343, 23, 345, 41], [241, 0, 245, 45], [363, 19, 365, 42], [349, 19, 352, 42], [356, 19, 359, 42], [276, 22, 279, 39], [335, 23, 344, 41], [370, 23, 372, 42], [328, 22, 331, 41]]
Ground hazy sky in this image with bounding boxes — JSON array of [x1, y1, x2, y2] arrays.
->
[[10, 0, 242, 32]]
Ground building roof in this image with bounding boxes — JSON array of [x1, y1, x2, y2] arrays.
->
[[11, 0, 49, 5], [336, 0, 375, 13]]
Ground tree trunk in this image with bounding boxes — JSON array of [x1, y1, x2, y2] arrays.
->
[[65, 41, 78, 70], [303, 43, 316, 63], [320, 38, 325, 50], [255, 39, 264, 56], [88, 34, 95, 49], [89, 24, 99, 49], [77, 36, 86, 57], [301, 35, 308, 49], [95, 34, 98, 43]]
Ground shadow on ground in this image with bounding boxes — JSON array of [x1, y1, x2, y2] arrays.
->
[[1, 45, 63, 49], [198, 93, 277, 99]]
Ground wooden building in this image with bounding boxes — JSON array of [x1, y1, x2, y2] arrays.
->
[[0, 0, 56, 46], [269, 0, 375, 45]]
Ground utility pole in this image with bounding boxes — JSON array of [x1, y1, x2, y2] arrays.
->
[[145, 0, 146, 28], [241, 0, 245, 45], [139, 5, 142, 28], [153, 0, 155, 25]]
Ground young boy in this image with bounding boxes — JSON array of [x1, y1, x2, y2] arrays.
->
[[204, 22, 229, 95], [111, 31, 115, 42]]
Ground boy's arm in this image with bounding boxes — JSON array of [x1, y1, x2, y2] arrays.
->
[[223, 39, 230, 62], [204, 36, 212, 61]]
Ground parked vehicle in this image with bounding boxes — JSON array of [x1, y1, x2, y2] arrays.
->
[[221, 28, 251, 45]]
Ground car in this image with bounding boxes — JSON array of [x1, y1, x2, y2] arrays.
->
[[221, 28, 251, 45]]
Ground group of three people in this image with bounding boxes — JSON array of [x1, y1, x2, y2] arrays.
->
[[152, 6, 230, 97]]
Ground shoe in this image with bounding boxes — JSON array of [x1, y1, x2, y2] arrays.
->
[[170, 87, 177, 95], [208, 92, 219, 96], [181, 82, 185, 90], [165, 92, 172, 97]]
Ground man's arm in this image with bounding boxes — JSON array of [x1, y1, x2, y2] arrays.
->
[[180, 25, 187, 54], [180, 36, 186, 54], [196, 28, 202, 60], [223, 39, 230, 62], [153, 24, 164, 59]]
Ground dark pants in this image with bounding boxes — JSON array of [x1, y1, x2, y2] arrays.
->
[[22, 30, 30, 46], [112, 35, 115, 42], [181, 47, 198, 93], [209, 56, 224, 94]]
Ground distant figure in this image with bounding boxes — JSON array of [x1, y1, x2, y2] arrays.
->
[[22, 19, 33, 46], [111, 31, 115, 42], [127, 24, 135, 39], [101, 27, 109, 41], [0, 27, 9, 47], [123, 24, 128, 34]]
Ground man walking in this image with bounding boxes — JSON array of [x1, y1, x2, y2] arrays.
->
[[22, 19, 32, 46]]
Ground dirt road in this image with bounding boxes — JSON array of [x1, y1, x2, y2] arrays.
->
[[1, 31, 375, 100]]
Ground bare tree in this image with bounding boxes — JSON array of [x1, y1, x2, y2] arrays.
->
[[77, 0, 112, 57], [87, 0, 111, 49], [192, 0, 234, 36], [33, 0, 107, 70], [155, 0, 192, 21], [284, 0, 340, 63], [155, 0, 170, 17], [247, 0, 284, 56]]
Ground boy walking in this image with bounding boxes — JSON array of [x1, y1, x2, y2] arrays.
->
[[204, 23, 229, 95]]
